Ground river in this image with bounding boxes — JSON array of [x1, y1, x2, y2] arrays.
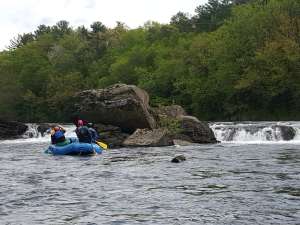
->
[[0, 122, 299, 224]]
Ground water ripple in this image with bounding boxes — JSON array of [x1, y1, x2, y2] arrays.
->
[[0, 142, 299, 224]]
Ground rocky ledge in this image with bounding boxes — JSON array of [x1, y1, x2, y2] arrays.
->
[[73, 83, 217, 148], [0, 120, 28, 139]]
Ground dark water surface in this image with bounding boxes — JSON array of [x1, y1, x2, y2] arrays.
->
[[0, 141, 299, 224]]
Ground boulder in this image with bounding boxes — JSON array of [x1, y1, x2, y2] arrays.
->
[[95, 124, 130, 148], [178, 116, 217, 143], [123, 128, 173, 147], [171, 155, 186, 163], [153, 105, 216, 144], [274, 125, 296, 141], [37, 123, 58, 136], [0, 120, 28, 139], [99, 131, 129, 149], [72, 84, 217, 147], [153, 105, 186, 118], [73, 84, 157, 133]]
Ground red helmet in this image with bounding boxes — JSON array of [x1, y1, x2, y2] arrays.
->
[[77, 120, 84, 126]]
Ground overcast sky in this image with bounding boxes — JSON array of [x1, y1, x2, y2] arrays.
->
[[0, 0, 207, 50]]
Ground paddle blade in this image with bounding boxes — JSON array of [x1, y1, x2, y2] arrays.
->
[[96, 141, 108, 149]]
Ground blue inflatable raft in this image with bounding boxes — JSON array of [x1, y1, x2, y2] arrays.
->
[[45, 138, 103, 156]]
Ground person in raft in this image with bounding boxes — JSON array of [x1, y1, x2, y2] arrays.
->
[[73, 118, 108, 149], [87, 122, 100, 143], [50, 125, 67, 145], [75, 119, 93, 143]]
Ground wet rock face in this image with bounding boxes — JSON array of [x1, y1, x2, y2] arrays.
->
[[152, 105, 187, 119], [95, 124, 130, 149], [123, 128, 173, 147], [0, 120, 28, 139], [73, 84, 157, 133], [37, 123, 52, 135], [153, 106, 217, 144], [178, 116, 217, 143], [37, 123, 57, 137], [275, 125, 296, 141]]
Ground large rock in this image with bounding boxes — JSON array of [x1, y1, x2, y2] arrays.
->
[[152, 105, 187, 119], [73, 84, 157, 133], [178, 116, 217, 143], [274, 125, 296, 141], [0, 120, 28, 139], [37, 123, 58, 137], [95, 124, 130, 148], [123, 128, 173, 147], [72, 85, 216, 147]]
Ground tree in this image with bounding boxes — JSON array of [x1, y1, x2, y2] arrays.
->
[[51, 20, 72, 38], [90, 21, 107, 33], [8, 33, 35, 50], [192, 0, 232, 32], [170, 12, 194, 32], [34, 24, 51, 37]]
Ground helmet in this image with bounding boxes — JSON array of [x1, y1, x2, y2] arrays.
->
[[53, 126, 60, 131], [77, 120, 84, 126]]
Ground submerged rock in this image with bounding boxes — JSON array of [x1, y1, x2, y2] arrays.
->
[[171, 155, 186, 163], [0, 120, 28, 139]]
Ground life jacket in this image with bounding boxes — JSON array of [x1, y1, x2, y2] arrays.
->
[[55, 138, 71, 146], [76, 126, 92, 143], [51, 130, 65, 144], [89, 127, 100, 142]]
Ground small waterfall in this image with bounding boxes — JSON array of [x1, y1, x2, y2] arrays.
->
[[22, 124, 41, 138], [1, 124, 77, 144], [210, 122, 300, 143]]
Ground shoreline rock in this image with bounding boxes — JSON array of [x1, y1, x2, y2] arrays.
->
[[0, 120, 28, 139]]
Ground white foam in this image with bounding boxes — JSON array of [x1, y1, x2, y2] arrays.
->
[[0, 124, 77, 144], [210, 121, 300, 144]]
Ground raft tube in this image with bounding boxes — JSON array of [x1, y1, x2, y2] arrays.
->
[[45, 138, 103, 155]]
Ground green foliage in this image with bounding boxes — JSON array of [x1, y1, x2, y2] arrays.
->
[[0, 0, 299, 121], [158, 116, 182, 134], [192, 0, 233, 32]]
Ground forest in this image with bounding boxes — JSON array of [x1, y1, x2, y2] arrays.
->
[[0, 0, 299, 122]]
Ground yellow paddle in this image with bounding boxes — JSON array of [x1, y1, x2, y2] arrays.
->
[[96, 141, 108, 150]]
